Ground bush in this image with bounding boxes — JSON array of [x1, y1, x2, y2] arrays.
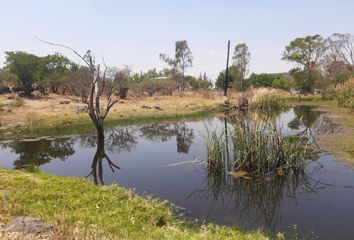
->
[[129, 79, 178, 97], [159, 80, 178, 96], [323, 78, 354, 111], [128, 83, 145, 98], [334, 72, 354, 85], [141, 79, 162, 96]]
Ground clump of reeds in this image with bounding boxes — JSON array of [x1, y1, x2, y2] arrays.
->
[[204, 126, 227, 171], [204, 117, 315, 175], [250, 93, 286, 112]]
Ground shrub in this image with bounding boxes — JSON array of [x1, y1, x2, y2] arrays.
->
[[128, 83, 145, 98], [129, 79, 178, 97], [141, 79, 162, 96], [323, 78, 354, 111], [159, 80, 178, 96]]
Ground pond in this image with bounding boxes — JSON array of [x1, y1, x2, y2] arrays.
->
[[0, 106, 353, 239]]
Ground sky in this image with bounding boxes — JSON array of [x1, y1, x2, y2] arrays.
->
[[1, 0, 354, 81]]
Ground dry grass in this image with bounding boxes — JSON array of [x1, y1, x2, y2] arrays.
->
[[0, 92, 225, 128]]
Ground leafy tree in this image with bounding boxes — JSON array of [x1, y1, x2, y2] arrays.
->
[[5, 51, 42, 96], [131, 68, 160, 83], [160, 40, 193, 90], [40, 53, 78, 93], [215, 65, 239, 90], [271, 76, 292, 90], [282, 35, 327, 92], [232, 43, 251, 91], [247, 73, 293, 90], [188, 73, 212, 90]]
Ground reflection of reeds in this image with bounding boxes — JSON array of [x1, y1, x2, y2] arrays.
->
[[189, 166, 319, 232]]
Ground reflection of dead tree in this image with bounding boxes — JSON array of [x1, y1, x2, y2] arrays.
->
[[76, 128, 138, 153], [175, 123, 194, 153], [85, 138, 120, 185]]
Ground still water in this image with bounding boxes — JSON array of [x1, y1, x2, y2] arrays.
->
[[0, 106, 353, 239]]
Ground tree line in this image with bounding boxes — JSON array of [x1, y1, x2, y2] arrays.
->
[[215, 33, 354, 92], [0, 40, 212, 98], [1, 33, 354, 98]]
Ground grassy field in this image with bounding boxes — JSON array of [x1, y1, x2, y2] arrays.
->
[[0, 169, 268, 240], [0, 91, 229, 140]]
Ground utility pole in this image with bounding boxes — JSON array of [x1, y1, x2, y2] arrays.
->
[[224, 40, 230, 96]]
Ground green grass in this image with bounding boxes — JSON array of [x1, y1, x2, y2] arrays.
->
[[0, 169, 268, 239]]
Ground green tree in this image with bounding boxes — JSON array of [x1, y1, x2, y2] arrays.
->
[[40, 53, 78, 93], [160, 40, 193, 90], [271, 76, 292, 90], [131, 68, 160, 83], [5, 51, 42, 96], [232, 43, 251, 91], [247, 73, 292, 90], [282, 35, 327, 92], [215, 65, 239, 90]]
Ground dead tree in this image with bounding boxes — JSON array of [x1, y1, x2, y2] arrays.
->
[[37, 38, 123, 140]]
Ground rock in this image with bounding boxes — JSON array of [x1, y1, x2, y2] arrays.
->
[[4, 216, 54, 234], [154, 106, 163, 111], [142, 105, 152, 109], [59, 100, 70, 105], [32, 91, 43, 99]]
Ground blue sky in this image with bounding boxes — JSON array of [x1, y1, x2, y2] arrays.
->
[[1, 0, 354, 80]]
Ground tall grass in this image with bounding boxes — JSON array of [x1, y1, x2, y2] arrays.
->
[[204, 125, 227, 171], [322, 78, 354, 112], [250, 93, 286, 111], [204, 117, 315, 175], [229, 118, 312, 174]]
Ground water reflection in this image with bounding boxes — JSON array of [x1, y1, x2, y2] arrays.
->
[[140, 124, 176, 142], [7, 139, 75, 169], [86, 138, 120, 185], [193, 167, 319, 231], [175, 123, 194, 153], [140, 123, 195, 153]]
